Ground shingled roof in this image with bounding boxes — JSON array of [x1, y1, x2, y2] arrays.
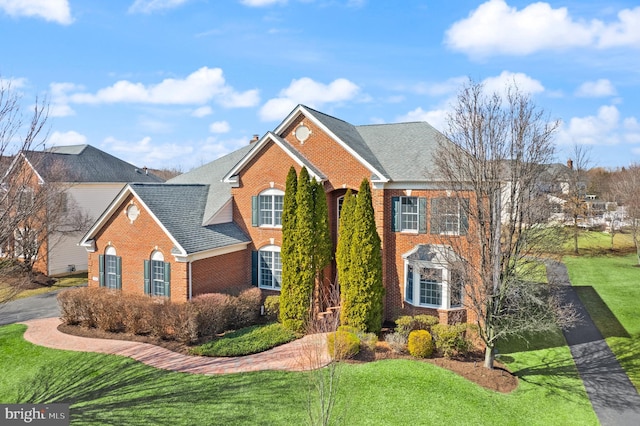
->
[[129, 183, 250, 255], [23, 144, 164, 183]]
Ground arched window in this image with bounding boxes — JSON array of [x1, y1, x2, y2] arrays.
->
[[99, 246, 121, 289], [144, 250, 170, 297], [252, 189, 284, 227]]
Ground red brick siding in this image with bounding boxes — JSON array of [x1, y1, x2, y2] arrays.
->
[[191, 249, 251, 296], [87, 194, 189, 302]]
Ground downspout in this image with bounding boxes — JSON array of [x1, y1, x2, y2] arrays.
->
[[188, 261, 193, 301]]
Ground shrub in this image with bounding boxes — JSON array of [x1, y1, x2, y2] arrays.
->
[[358, 331, 378, 351], [407, 330, 434, 358], [192, 293, 234, 336], [57, 287, 84, 325], [122, 294, 153, 335], [395, 314, 439, 337], [263, 295, 280, 321], [431, 324, 471, 358], [233, 287, 261, 329], [337, 325, 361, 334], [93, 290, 125, 333], [327, 330, 360, 360], [384, 332, 407, 354]]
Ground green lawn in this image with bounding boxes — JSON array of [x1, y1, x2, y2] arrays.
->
[[0, 324, 596, 425], [0, 273, 87, 301], [564, 253, 640, 391], [190, 323, 297, 357]]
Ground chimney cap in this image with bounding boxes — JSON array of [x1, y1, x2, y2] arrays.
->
[[250, 134, 260, 144], [567, 158, 573, 170]]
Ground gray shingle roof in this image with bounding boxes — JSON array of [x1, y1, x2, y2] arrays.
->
[[168, 145, 253, 224], [130, 183, 250, 254], [23, 144, 164, 183]]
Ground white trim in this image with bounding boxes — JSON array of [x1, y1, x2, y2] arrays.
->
[[203, 198, 233, 225], [273, 105, 389, 182], [79, 185, 188, 258], [3, 153, 46, 185], [173, 241, 249, 263], [257, 244, 282, 291], [105, 246, 117, 256], [223, 132, 323, 183]]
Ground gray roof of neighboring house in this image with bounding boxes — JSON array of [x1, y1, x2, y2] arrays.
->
[[23, 144, 164, 183], [130, 183, 250, 254], [168, 145, 253, 224]]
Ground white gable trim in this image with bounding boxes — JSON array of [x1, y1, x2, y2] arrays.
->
[[223, 132, 324, 184], [274, 105, 389, 182], [79, 185, 188, 257], [3, 153, 45, 185], [174, 242, 249, 263]]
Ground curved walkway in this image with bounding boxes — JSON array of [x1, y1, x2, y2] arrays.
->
[[20, 317, 330, 374], [546, 260, 640, 426]]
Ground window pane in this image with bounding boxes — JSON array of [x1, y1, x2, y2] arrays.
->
[[274, 195, 284, 226], [260, 251, 273, 288], [419, 268, 442, 306], [106, 255, 118, 289], [406, 264, 414, 302], [401, 197, 418, 231], [450, 270, 463, 308], [273, 251, 282, 289], [152, 260, 165, 296], [259, 195, 273, 225]]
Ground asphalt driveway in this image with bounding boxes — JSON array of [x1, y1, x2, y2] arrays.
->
[[0, 287, 78, 325]]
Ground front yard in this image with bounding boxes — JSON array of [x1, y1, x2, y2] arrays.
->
[[0, 323, 597, 425]]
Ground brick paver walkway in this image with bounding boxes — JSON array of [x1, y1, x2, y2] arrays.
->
[[21, 317, 330, 374]]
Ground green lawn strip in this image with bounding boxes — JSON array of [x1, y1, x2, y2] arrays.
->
[[1, 324, 597, 425], [190, 323, 297, 356], [0, 273, 87, 301], [563, 230, 636, 255], [564, 254, 640, 391]]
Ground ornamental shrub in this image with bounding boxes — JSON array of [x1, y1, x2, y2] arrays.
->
[[431, 324, 471, 358], [384, 331, 407, 354], [263, 295, 280, 321], [407, 330, 434, 358], [395, 314, 439, 337], [327, 330, 360, 360], [234, 287, 261, 328]]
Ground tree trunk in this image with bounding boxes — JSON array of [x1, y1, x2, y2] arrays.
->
[[484, 345, 495, 369], [573, 218, 579, 255]]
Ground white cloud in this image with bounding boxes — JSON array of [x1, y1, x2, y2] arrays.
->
[[575, 79, 617, 98], [411, 77, 468, 97], [103, 136, 194, 167], [49, 104, 75, 117], [240, 0, 287, 7], [445, 1, 640, 58], [482, 71, 545, 95], [209, 121, 230, 133], [259, 77, 360, 121], [396, 107, 448, 132], [0, 76, 27, 89], [192, 106, 213, 117], [0, 0, 72, 24], [128, 0, 189, 14], [68, 67, 260, 108], [49, 82, 82, 117], [48, 130, 86, 146], [557, 105, 623, 146]]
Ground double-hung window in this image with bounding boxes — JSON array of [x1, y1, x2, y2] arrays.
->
[[431, 198, 469, 235], [252, 189, 284, 227], [392, 196, 426, 233], [254, 246, 282, 290], [99, 246, 121, 290], [144, 251, 170, 297], [419, 268, 442, 306]]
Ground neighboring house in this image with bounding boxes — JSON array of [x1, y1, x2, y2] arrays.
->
[[80, 105, 477, 324], [3, 144, 163, 275]]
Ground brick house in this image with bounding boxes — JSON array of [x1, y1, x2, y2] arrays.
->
[[80, 105, 475, 324], [3, 145, 163, 276]]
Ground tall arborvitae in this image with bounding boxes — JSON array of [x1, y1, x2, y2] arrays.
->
[[279, 166, 298, 328], [344, 179, 384, 333], [312, 179, 333, 296], [283, 166, 316, 332], [336, 189, 356, 325]]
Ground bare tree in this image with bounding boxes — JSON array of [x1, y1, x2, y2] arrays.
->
[[0, 78, 49, 302], [611, 164, 640, 264], [434, 80, 577, 369], [562, 144, 591, 255]]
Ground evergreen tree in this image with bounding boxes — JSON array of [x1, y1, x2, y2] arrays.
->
[[279, 166, 298, 328], [312, 179, 333, 306], [336, 189, 356, 325], [282, 167, 316, 332], [343, 179, 384, 333]]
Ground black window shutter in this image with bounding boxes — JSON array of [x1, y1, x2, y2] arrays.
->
[[251, 251, 258, 286], [164, 262, 171, 298], [418, 197, 427, 234], [430, 198, 440, 234], [143, 259, 150, 295], [251, 196, 259, 227], [116, 256, 122, 289], [391, 197, 400, 231], [98, 255, 105, 287]]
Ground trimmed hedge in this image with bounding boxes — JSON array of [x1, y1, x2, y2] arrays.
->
[[395, 314, 439, 338], [431, 324, 472, 358], [57, 286, 262, 344], [327, 330, 360, 360]]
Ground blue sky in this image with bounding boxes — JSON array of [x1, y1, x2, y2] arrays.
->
[[1, 0, 639, 171]]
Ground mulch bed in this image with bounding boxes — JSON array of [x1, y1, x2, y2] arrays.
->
[[57, 324, 518, 393]]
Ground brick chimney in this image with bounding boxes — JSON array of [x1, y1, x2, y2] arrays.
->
[[250, 134, 259, 144], [567, 158, 573, 170]]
